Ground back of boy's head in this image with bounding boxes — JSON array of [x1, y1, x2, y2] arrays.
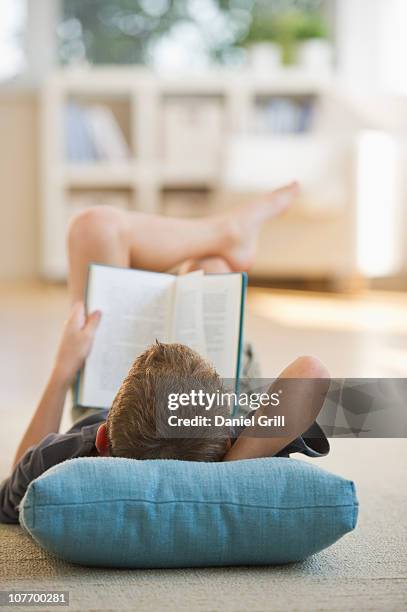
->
[[106, 342, 230, 462]]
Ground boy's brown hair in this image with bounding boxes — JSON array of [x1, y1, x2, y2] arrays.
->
[[106, 342, 230, 462]]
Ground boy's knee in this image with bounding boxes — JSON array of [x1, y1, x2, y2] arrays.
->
[[292, 355, 330, 379], [67, 206, 124, 251]]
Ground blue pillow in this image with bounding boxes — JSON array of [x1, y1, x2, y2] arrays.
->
[[20, 457, 358, 568]]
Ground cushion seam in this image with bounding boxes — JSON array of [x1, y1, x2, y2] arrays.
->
[[22, 499, 357, 510]]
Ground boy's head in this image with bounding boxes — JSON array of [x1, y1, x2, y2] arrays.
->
[[96, 342, 230, 462]]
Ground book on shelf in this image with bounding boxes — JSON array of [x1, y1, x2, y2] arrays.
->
[[64, 102, 130, 162], [86, 105, 130, 161], [76, 264, 247, 409], [254, 97, 314, 135], [65, 103, 97, 161]]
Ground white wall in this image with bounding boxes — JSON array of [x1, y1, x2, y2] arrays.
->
[[335, 0, 383, 91], [336, 0, 407, 96], [0, 91, 39, 281]]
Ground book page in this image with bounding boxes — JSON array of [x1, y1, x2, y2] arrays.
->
[[171, 271, 206, 355], [79, 265, 175, 408], [201, 274, 243, 378]]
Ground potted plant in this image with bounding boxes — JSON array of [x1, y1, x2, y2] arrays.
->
[[294, 12, 332, 72], [241, 10, 332, 71], [241, 15, 282, 74]]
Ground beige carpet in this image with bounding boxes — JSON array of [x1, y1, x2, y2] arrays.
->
[[1, 439, 406, 612]]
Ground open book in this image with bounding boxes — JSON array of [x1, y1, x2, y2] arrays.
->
[[76, 264, 247, 408]]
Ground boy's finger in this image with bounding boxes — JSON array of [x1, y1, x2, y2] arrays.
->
[[67, 302, 85, 328], [85, 310, 102, 336]]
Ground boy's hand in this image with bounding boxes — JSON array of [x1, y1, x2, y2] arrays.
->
[[53, 302, 102, 387]]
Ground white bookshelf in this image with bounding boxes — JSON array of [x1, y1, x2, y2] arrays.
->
[[41, 66, 362, 283]]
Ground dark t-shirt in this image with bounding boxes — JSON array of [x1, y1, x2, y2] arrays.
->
[[0, 410, 329, 524]]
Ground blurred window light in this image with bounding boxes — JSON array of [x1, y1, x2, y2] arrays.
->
[[0, 0, 26, 81], [59, 0, 333, 68], [378, 0, 407, 95], [250, 291, 407, 335], [337, 0, 407, 94], [149, 21, 210, 71], [356, 131, 401, 278], [139, 0, 170, 18]]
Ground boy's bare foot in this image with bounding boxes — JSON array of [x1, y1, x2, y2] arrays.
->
[[220, 181, 299, 271]]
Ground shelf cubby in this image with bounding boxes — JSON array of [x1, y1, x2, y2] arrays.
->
[[41, 66, 361, 284]]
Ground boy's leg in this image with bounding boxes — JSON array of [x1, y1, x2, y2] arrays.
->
[[178, 256, 232, 274], [223, 356, 330, 461], [67, 182, 299, 302]]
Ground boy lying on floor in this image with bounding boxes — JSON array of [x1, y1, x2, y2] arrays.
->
[[0, 182, 330, 523]]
